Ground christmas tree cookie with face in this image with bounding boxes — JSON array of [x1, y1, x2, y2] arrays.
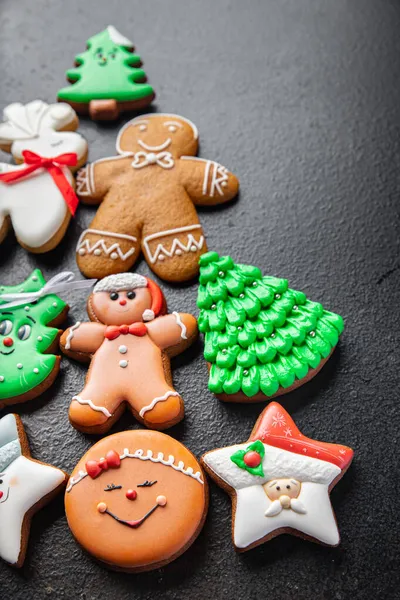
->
[[0, 100, 87, 253], [75, 113, 239, 282], [202, 402, 353, 551], [58, 26, 155, 120], [60, 273, 197, 433], [65, 429, 207, 572], [0, 414, 68, 567], [197, 252, 344, 401]]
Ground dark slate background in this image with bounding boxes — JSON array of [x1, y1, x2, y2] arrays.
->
[[0, 0, 399, 598]]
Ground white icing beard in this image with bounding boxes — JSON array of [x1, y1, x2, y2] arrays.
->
[[0, 456, 65, 565], [234, 482, 340, 549]]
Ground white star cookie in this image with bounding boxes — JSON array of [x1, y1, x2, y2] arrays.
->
[[0, 414, 67, 567], [201, 402, 353, 551]]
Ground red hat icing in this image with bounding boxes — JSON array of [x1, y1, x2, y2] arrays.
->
[[250, 403, 353, 471]]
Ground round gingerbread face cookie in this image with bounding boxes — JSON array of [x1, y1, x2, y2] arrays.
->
[[65, 430, 208, 571]]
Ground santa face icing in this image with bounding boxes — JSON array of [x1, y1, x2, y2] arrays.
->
[[201, 402, 354, 551], [60, 273, 197, 433], [65, 430, 207, 572], [0, 414, 67, 567]]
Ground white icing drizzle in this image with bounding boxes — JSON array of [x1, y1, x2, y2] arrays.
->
[[143, 224, 204, 264], [71, 395, 112, 418], [172, 312, 187, 339], [65, 321, 81, 350], [139, 391, 180, 418], [66, 447, 204, 492], [76, 229, 137, 261], [181, 156, 229, 196]]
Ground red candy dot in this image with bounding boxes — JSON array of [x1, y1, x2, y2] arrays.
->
[[3, 338, 13, 347], [243, 451, 261, 468], [126, 489, 137, 501]]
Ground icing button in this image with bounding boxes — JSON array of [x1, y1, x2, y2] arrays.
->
[[275, 294, 281, 300], [211, 304, 217, 310], [218, 271, 225, 277], [24, 306, 30, 311], [175, 249, 182, 255], [33, 368, 39, 374], [17, 363, 23, 369], [158, 254, 165, 261], [52, 302, 58, 308], [309, 331, 316, 337], [32, 276, 38, 281], [37, 336, 43, 341], [0, 376, 4, 382], [78, 248, 86, 256], [252, 281, 258, 287], [222, 348, 228, 354], [293, 305, 298, 311], [190, 246, 197, 252], [119, 345, 128, 354], [243, 369, 249, 376], [147, 152, 157, 164], [239, 293, 245, 299], [94, 249, 102, 256], [110, 252, 118, 260], [119, 359, 128, 368]]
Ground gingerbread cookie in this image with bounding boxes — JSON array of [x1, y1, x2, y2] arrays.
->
[[60, 273, 197, 433], [75, 113, 239, 282], [58, 26, 155, 121], [197, 252, 344, 401], [65, 429, 207, 571], [0, 269, 94, 409], [202, 402, 353, 551], [0, 100, 88, 252], [0, 413, 68, 567]]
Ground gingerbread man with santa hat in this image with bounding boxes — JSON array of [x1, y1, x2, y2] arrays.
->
[[60, 273, 197, 433]]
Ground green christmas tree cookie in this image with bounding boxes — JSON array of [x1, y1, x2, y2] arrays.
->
[[0, 270, 68, 408], [57, 25, 155, 121], [197, 252, 344, 402]]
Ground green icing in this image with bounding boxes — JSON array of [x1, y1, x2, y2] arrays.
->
[[230, 440, 265, 477], [0, 270, 66, 401], [197, 252, 344, 398], [58, 27, 154, 104]]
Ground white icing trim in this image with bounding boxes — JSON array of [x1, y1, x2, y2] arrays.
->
[[65, 321, 81, 350], [131, 151, 174, 170], [93, 273, 147, 293], [66, 447, 204, 492], [172, 312, 187, 339], [76, 167, 92, 197], [106, 25, 133, 47], [142, 224, 204, 264], [181, 156, 229, 196], [72, 396, 112, 418], [203, 160, 211, 195], [116, 113, 199, 154], [76, 229, 137, 261], [139, 391, 180, 418]]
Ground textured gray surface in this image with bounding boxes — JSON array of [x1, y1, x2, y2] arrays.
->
[[0, 0, 399, 598]]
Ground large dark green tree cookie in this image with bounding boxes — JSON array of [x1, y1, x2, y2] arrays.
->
[[197, 252, 344, 402]]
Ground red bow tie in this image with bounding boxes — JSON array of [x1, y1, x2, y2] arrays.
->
[[104, 323, 147, 340], [0, 150, 79, 216], [86, 450, 121, 479]]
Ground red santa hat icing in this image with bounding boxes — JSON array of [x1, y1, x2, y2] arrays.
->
[[93, 273, 164, 322]]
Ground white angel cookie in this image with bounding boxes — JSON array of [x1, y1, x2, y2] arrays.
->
[[0, 413, 67, 567], [0, 100, 88, 252], [201, 402, 354, 551]]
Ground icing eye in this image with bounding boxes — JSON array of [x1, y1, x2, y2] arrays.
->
[[139, 124, 147, 131], [0, 480, 3, 484], [276, 486, 280, 491], [168, 125, 177, 132], [286, 485, 291, 489], [17, 324, 32, 341], [0, 320, 12, 336], [110, 292, 119, 301], [126, 291, 136, 300], [109, 52, 116, 59]]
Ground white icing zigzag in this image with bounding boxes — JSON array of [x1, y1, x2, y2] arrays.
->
[[72, 395, 112, 418], [66, 447, 204, 492], [76, 229, 137, 261], [65, 321, 81, 350], [139, 391, 180, 418], [172, 312, 188, 340], [143, 224, 204, 264]]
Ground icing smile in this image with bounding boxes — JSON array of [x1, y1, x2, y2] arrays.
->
[[138, 139, 171, 152], [0, 349, 14, 355], [97, 495, 167, 528]]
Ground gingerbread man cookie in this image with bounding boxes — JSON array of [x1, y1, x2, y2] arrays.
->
[[0, 100, 88, 252], [0, 414, 68, 567], [65, 429, 207, 572], [75, 113, 239, 282], [202, 402, 353, 551], [60, 273, 197, 433]]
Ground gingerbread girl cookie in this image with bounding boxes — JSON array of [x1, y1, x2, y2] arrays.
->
[[65, 429, 207, 572], [202, 402, 353, 551], [75, 113, 239, 282], [0, 100, 88, 252], [60, 273, 197, 433]]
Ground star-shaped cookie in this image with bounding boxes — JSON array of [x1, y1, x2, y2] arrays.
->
[[0, 414, 68, 567], [201, 402, 353, 551]]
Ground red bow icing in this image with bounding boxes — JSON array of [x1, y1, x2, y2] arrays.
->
[[0, 150, 79, 216], [86, 450, 121, 479], [105, 323, 147, 340]]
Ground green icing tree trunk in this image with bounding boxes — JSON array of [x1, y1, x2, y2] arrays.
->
[[0, 270, 67, 403], [197, 252, 344, 399]]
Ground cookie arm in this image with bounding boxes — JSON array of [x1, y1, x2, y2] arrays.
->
[[178, 157, 239, 206], [76, 156, 131, 205], [60, 322, 106, 359], [147, 313, 198, 353]]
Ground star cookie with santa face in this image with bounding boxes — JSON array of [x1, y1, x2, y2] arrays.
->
[[0, 414, 68, 567], [201, 402, 353, 551]]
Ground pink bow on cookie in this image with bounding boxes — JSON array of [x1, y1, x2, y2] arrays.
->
[[86, 450, 121, 479]]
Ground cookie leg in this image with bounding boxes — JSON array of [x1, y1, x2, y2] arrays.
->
[[69, 379, 122, 432], [129, 382, 184, 430], [141, 223, 207, 282]]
